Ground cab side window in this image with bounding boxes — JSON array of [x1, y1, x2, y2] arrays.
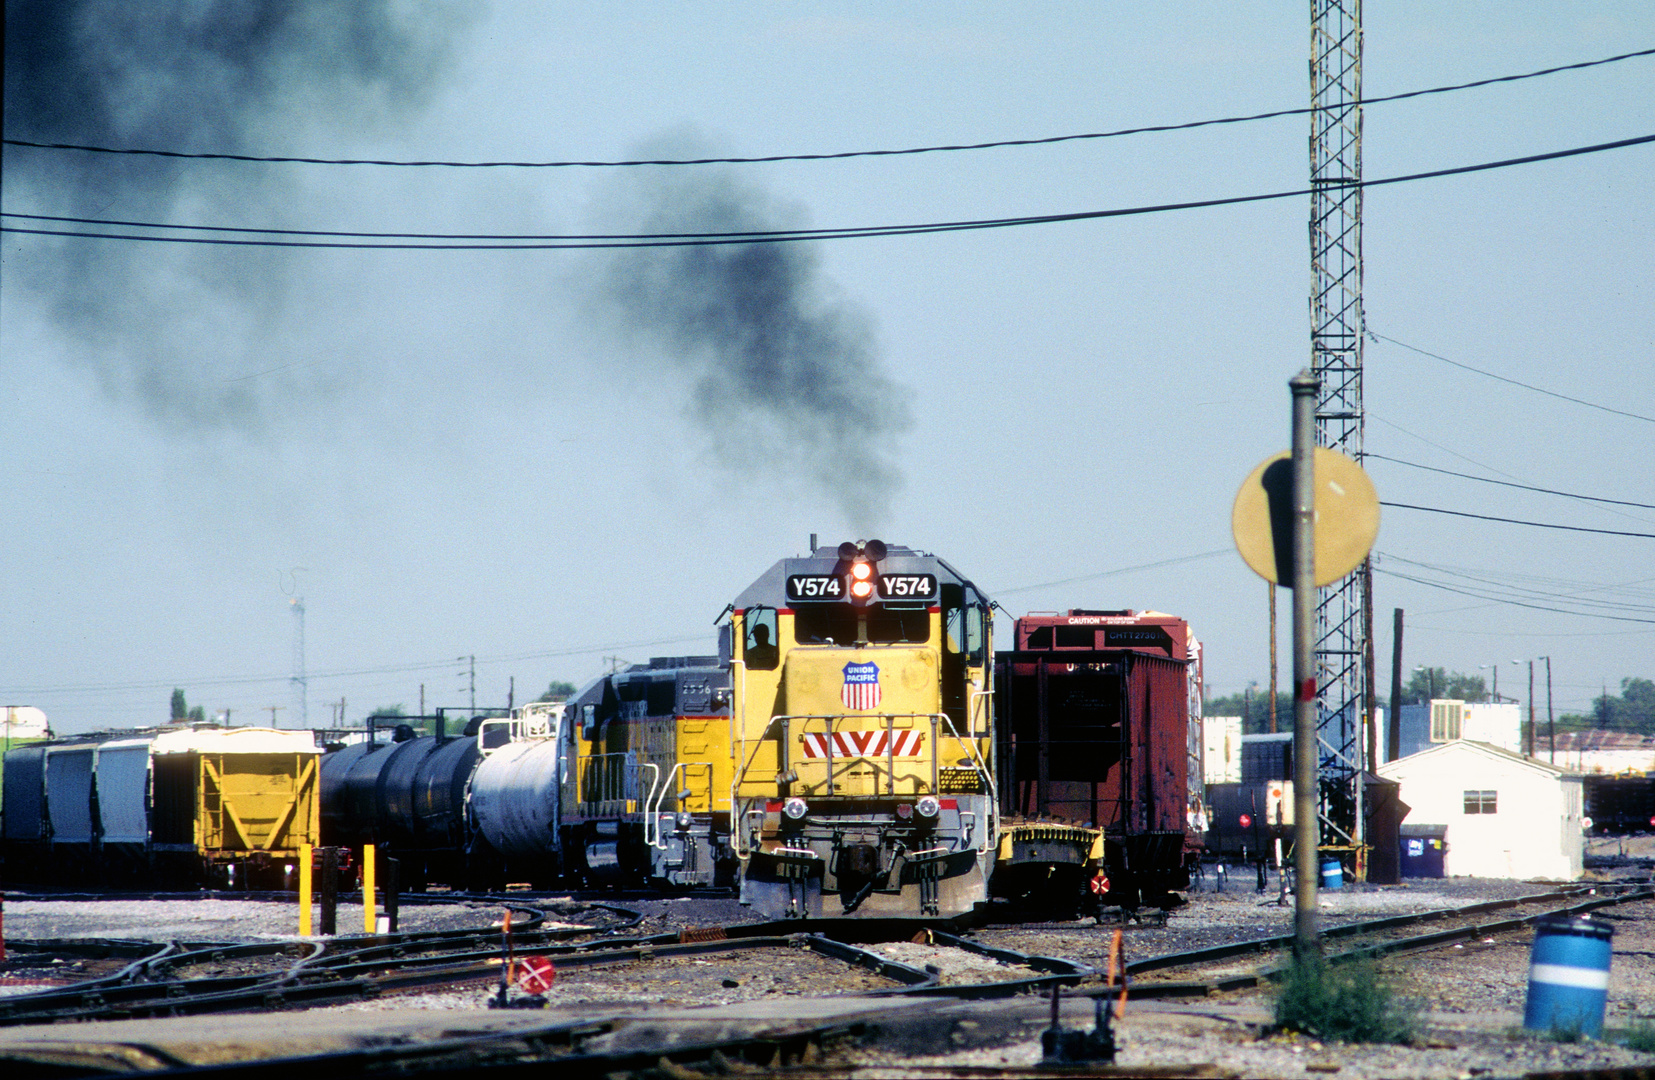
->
[[744, 607, 780, 670], [963, 604, 987, 665], [944, 604, 988, 664]]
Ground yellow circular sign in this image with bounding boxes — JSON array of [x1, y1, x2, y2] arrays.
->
[[1232, 447, 1380, 587]]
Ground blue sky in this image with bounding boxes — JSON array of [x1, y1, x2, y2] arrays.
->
[[4, 4, 1652, 733]]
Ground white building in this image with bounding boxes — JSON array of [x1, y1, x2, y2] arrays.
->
[[1203, 716, 1242, 785], [1377, 740, 1583, 881], [2, 706, 50, 740], [1549, 730, 1655, 774], [1460, 702, 1522, 752]]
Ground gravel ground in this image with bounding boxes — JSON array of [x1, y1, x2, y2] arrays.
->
[[977, 874, 1563, 970], [5, 880, 1655, 1077], [0, 893, 591, 942], [341, 947, 902, 1012]]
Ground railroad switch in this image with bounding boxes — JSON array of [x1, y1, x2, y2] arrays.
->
[[1040, 985, 1116, 1065]]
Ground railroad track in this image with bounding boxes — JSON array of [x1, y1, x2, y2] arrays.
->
[[1089, 882, 1655, 1001], [0, 899, 1094, 1026], [0, 898, 643, 1025], [4, 885, 1650, 1078]]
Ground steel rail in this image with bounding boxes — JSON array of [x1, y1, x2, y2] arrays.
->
[[1091, 884, 1655, 1001], [0, 900, 644, 1026]]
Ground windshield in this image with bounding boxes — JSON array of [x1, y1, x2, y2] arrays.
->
[[792, 605, 931, 645]]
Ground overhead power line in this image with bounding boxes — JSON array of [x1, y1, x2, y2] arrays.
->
[[6, 131, 1653, 251], [992, 549, 1231, 597], [6, 46, 1652, 168], [1368, 455, 1655, 510], [1371, 333, 1655, 424], [1378, 553, 1655, 614], [1376, 567, 1655, 624], [0, 633, 710, 698], [1381, 501, 1655, 538]]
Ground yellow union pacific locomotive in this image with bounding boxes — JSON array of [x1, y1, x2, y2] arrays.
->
[[726, 540, 996, 918]]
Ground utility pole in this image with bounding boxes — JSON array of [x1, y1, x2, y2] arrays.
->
[[1269, 584, 1279, 734], [1310, 0, 1367, 859], [458, 655, 476, 715], [1527, 659, 1536, 757], [1545, 657, 1555, 764], [1291, 371, 1321, 962], [267, 705, 284, 727], [1387, 609, 1402, 763]]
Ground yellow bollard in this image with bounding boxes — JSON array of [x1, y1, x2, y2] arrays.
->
[[363, 844, 377, 934], [299, 843, 313, 937]]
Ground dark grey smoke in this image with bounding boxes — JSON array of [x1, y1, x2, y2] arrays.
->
[[3, 1, 472, 427], [593, 163, 912, 528]]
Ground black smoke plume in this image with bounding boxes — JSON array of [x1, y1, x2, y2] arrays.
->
[[3, 1, 471, 426], [592, 162, 913, 528]]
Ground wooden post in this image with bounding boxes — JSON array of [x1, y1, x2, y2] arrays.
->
[[363, 844, 377, 934], [384, 858, 401, 934], [319, 847, 339, 936], [298, 843, 313, 936]]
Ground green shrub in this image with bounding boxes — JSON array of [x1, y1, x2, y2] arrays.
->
[[1618, 1020, 1655, 1053], [1273, 955, 1420, 1045]]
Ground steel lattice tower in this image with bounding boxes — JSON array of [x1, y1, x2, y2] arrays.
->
[[1310, 0, 1367, 849]]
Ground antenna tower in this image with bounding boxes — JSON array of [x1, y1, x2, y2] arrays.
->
[[1310, 0, 1369, 854], [290, 597, 308, 728]]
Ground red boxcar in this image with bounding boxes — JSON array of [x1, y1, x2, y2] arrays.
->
[[994, 609, 1203, 906]]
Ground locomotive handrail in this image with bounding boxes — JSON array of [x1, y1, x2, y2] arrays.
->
[[643, 761, 713, 849], [638, 761, 662, 839], [733, 712, 994, 800], [729, 711, 997, 858], [475, 710, 559, 757], [935, 709, 998, 855]]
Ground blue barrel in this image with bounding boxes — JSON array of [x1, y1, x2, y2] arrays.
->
[[1319, 857, 1343, 890], [1524, 914, 1614, 1037]]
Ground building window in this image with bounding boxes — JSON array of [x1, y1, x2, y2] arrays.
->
[[1463, 789, 1497, 814]]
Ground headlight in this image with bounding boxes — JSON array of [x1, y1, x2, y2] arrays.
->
[[916, 796, 941, 819], [783, 797, 808, 820], [676, 812, 694, 830]]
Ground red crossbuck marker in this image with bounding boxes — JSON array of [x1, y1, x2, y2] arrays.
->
[[1089, 874, 1111, 896], [800, 730, 925, 759], [517, 955, 556, 995]]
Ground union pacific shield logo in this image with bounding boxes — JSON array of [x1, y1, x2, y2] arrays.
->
[[841, 661, 881, 710]]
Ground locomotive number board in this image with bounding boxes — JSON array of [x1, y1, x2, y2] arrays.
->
[[878, 574, 936, 600], [786, 575, 844, 601], [784, 573, 938, 602]]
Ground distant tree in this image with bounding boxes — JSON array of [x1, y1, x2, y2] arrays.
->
[[187, 705, 205, 725], [171, 688, 188, 723], [537, 680, 578, 703], [1560, 677, 1655, 734], [1401, 668, 1485, 706], [1205, 687, 1291, 735], [368, 705, 407, 718]]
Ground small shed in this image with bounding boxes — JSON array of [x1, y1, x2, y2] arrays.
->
[[1378, 740, 1583, 880]]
